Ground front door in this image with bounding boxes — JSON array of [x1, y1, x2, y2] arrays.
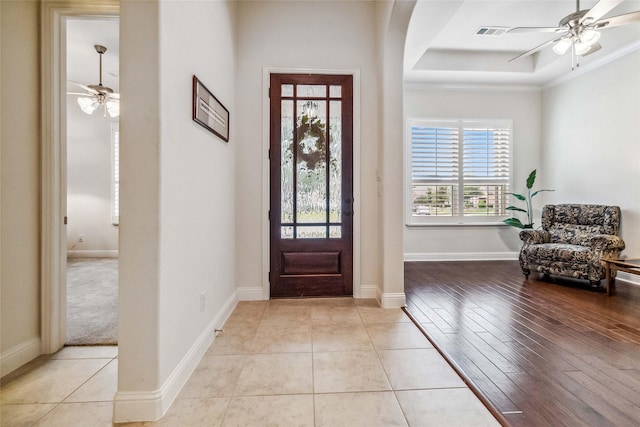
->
[[269, 74, 353, 297]]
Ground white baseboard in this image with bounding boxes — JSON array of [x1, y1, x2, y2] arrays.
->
[[1, 337, 41, 377], [67, 250, 119, 258], [236, 286, 267, 301], [113, 291, 238, 423], [404, 252, 518, 262], [358, 284, 378, 299], [378, 291, 406, 308], [618, 272, 640, 287]]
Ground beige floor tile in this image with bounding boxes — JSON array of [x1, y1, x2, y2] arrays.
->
[[223, 310, 263, 331], [313, 351, 391, 393], [354, 298, 379, 307], [312, 324, 373, 352], [207, 327, 256, 355], [155, 397, 229, 426], [357, 306, 412, 324], [179, 355, 245, 398], [222, 394, 314, 426], [314, 392, 408, 427], [64, 359, 117, 403], [0, 359, 111, 404], [311, 306, 362, 325], [33, 402, 113, 426], [50, 346, 118, 360], [234, 353, 313, 396], [378, 349, 465, 390], [250, 323, 312, 353], [396, 389, 500, 427], [233, 301, 268, 313], [366, 323, 433, 350], [0, 403, 56, 427], [259, 305, 312, 327]]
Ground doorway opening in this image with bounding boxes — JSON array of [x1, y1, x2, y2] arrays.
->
[[64, 17, 119, 345]]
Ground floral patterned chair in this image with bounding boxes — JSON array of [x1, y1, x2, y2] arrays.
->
[[519, 204, 625, 287]]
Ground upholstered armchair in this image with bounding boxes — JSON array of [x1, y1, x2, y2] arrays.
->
[[518, 204, 625, 287]]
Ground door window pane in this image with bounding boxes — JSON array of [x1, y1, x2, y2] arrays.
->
[[329, 101, 342, 223], [296, 100, 327, 224], [297, 84, 326, 98], [297, 226, 327, 239], [282, 84, 294, 97], [329, 85, 342, 98], [281, 100, 294, 223]]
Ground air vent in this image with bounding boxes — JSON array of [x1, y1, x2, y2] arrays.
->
[[475, 27, 508, 36]]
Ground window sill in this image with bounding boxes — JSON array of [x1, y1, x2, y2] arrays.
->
[[406, 221, 510, 228]]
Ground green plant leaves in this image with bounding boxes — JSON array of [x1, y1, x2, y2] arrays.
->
[[531, 189, 554, 198], [506, 206, 527, 213], [526, 169, 537, 189], [503, 218, 527, 228]]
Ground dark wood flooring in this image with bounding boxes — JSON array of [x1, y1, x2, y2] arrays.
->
[[404, 261, 640, 427]]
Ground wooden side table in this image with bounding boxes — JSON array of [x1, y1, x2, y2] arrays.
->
[[602, 258, 640, 296]]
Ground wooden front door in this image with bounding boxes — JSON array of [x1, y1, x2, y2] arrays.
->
[[269, 74, 353, 298]]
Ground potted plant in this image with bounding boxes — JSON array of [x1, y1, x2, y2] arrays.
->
[[503, 169, 554, 229]]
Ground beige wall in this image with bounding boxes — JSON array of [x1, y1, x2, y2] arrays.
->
[[0, 0, 42, 376], [542, 51, 640, 260], [234, 0, 382, 297], [403, 85, 543, 259]]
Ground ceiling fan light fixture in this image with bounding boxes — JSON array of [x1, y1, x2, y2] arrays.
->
[[77, 96, 99, 114], [106, 100, 120, 118], [580, 29, 601, 46], [553, 38, 572, 55], [574, 39, 592, 55]]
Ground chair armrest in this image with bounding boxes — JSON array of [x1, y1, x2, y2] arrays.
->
[[519, 229, 549, 244], [589, 235, 626, 252]]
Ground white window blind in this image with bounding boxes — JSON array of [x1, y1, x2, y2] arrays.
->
[[407, 119, 512, 224]]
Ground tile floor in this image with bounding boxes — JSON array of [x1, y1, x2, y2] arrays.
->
[[1, 298, 499, 426]]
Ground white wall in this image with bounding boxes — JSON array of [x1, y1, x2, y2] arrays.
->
[[0, 0, 42, 377], [403, 85, 543, 260], [234, 0, 381, 297], [542, 50, 640, 258], [116, 0, 237, 421], [66, 99, 119, 257]]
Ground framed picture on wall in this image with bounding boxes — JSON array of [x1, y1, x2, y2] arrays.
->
[[192, 75, 229, 142]]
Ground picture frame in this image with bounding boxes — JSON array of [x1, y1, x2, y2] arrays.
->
[[192, 75, 229, 142]]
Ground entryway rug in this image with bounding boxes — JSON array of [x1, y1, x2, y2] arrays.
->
[[66, 258, 118, 345]]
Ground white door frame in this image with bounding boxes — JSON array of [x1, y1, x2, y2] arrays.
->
[[260, 67, 364, 300], [40, 0, 119, 354]]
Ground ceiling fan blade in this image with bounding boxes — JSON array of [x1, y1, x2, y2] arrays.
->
[[107, 93, 120, 100], [508, 33, 568, 62], [68, 80, 98, 94], [507, 26, 564, 34], [594, 10, 640, 29], [580, 0, 624, 25], [67, 92, 90, 96]]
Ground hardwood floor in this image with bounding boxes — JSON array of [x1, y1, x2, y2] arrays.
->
[[404, 261, 640, 427]]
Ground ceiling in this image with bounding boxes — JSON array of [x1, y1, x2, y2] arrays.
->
[[405, 0, 640, 86], [66, 18, 119, 94], [62, 2, 639, 90]]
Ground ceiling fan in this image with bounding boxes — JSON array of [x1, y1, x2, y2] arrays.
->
[[507, 0, 640, 65], [68, 44, 119, 118]]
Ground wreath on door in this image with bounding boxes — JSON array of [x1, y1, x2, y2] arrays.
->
[[295, 115, 326, 170]]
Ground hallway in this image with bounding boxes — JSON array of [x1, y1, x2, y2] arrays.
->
[[1, 298, 499, 426]]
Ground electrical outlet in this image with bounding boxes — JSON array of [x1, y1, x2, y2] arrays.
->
[[78, 234, 84, 243], [200, 292, 206, 312]]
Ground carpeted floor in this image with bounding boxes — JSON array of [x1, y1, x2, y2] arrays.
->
[[66, 258, 118, 345]]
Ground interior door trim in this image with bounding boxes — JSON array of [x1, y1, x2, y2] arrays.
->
[[41, 1, 120, 354], [260, 67, 362, 300]]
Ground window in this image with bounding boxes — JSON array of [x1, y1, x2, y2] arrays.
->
[[111, 122, 119, 226], [406, 119, 512, 225]]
